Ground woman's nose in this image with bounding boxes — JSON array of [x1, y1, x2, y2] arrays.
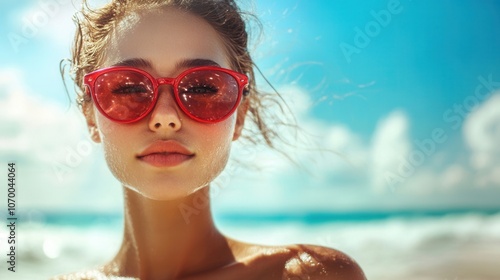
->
[[148, 88, 182, 132]]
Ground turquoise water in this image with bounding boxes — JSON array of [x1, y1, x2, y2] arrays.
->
[[10, 208, 500, 226]]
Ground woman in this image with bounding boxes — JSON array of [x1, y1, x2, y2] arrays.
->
[[55, 0, 366, 279]]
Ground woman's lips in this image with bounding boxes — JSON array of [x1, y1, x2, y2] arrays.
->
[[137, 140, 194, 167], [139, 153, 193, 167]]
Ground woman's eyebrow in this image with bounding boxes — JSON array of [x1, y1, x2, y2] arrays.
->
[[175, 58, 221, 69], [110, 58, 221, 70], [112, 58, 153, 68]]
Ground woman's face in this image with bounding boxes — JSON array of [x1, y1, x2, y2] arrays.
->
[[85, 7, 245, 200]]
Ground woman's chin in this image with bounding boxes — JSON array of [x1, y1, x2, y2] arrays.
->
[[124, 183, 209, 202]]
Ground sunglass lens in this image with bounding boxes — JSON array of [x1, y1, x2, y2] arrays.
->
[[94, 71, 154, 122], [177, 70, 239, 122]]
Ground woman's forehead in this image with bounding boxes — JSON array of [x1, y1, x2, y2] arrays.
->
[[103, 7, 231, 72]]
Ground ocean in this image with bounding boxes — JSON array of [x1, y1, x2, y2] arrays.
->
[[1, 210, 499, 279]]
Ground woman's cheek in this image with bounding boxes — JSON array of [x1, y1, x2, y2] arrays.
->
[[199, 121, 235, 175], [97, 118, 136, 184]]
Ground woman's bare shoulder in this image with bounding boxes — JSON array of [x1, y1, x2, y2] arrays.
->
[[239, 243, 366, 280], [50, 244, 365, 280], [281, 244, 366, 280]]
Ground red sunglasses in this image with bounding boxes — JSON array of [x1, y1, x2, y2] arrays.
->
[[83, 66, 249, 124]]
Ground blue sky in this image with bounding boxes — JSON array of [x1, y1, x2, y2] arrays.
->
[[1, 0, 500, 214], [256, 0, 500, 135]]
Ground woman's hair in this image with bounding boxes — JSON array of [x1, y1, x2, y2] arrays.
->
[[69, 0, 290, 149]]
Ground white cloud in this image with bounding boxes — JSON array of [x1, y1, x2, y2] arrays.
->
[[216, 85, 373, 212], [219, 85, 500, 212], [440, 164, 468, 191], [370, 110, 411, 192], [0, 68, 77, 159], [238, 85, 369, 176], [0, 67, 121, 212], [324, 125, 368, 171], [463, 92, 500, 187], [219, 87, 440, 212]]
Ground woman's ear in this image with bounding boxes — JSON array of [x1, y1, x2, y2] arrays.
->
[[232, 98, 249, 141], [82, 101, 101, 143]]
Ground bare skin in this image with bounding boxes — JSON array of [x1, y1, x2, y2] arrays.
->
[[54, 189, 365, 280], [53, 7, 366, 280]]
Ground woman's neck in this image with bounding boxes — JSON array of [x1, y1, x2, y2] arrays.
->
[[109, 186, 235, 279]]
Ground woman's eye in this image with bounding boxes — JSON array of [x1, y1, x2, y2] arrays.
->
[[111, 85, 149, 94], [185, 84, 219, 94]]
